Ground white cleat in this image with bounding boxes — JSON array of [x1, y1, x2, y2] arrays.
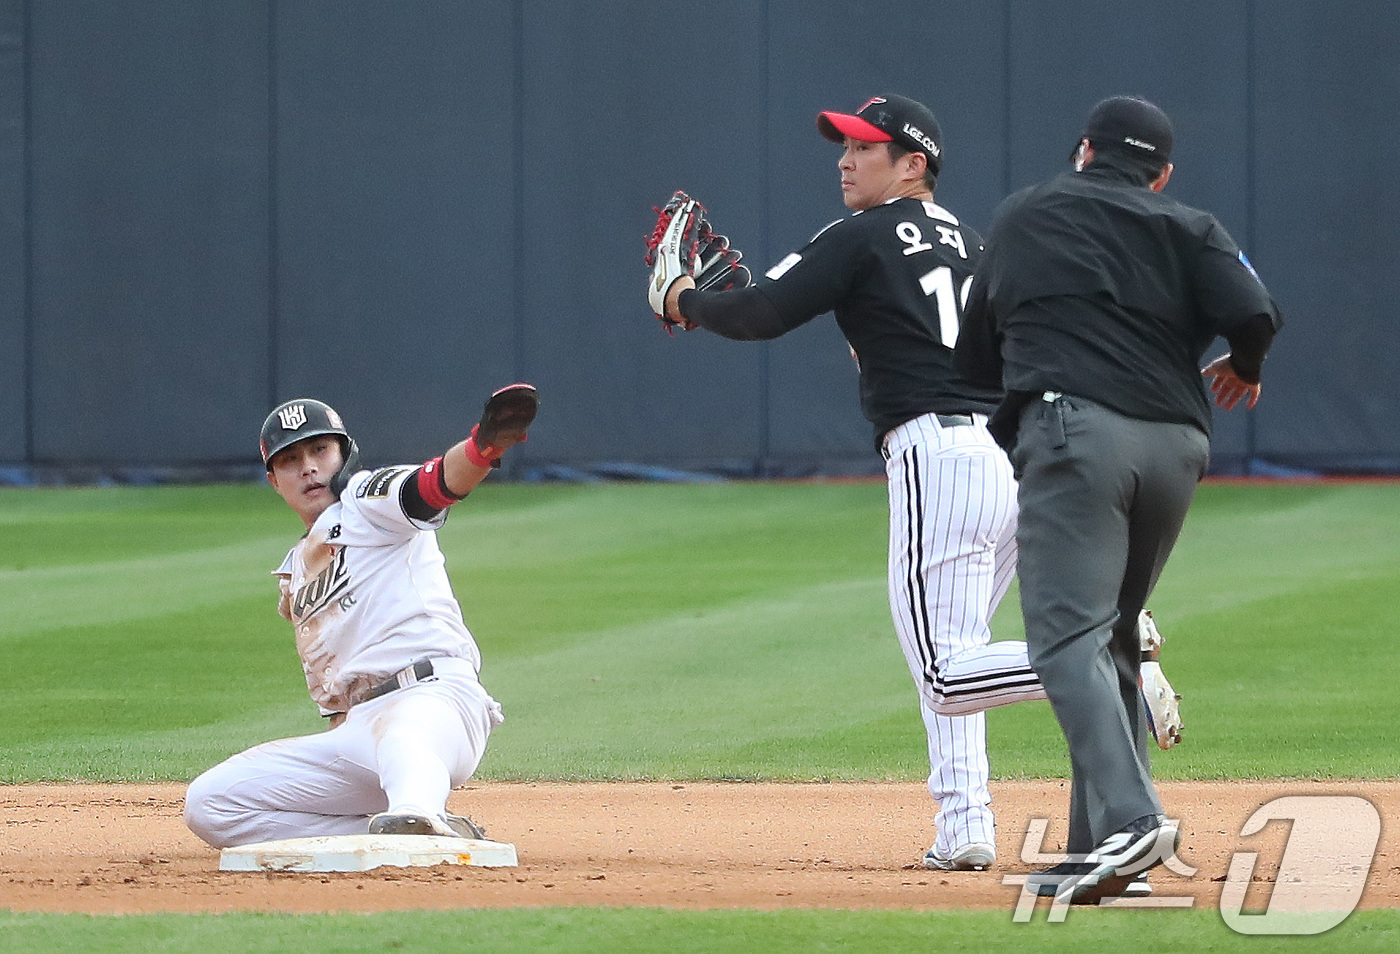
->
[[923, 841, 996, 871], [1141, 661, 1183, 749], [1137, 609, 1165, 654], [1137, 611, 1183, 750]]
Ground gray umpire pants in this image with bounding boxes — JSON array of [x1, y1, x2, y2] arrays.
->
[[1009, 393, 1209, 853]]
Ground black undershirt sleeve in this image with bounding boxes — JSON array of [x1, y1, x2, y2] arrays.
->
[[398, 460, 466, 522], [399, 470, 443, 522], [677, 286, 789, 341]]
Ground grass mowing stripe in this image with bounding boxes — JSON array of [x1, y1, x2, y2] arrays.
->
[[476, 577, 915, 780], [1156, 484, 1400, 620], [0, 540, 299, 640], [0, 908, 1394, 953], [451, 482, 888, 654], [0, 596, 319, 782]]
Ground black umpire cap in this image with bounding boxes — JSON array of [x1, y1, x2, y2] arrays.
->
[[817, 94, 944, 176], [1075, 95, 1174, 163]]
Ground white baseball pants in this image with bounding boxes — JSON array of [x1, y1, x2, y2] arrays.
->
[[884, 412, 1046, 853], [184, 657, 502, 849]]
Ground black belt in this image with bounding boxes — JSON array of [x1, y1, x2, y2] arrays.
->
[[356, 659, 435, 706], [936, 414, 974, 427]]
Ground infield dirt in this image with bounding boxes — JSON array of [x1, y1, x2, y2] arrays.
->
[[2, 780, 1396, 913]]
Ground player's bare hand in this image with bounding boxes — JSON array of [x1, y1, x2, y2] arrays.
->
[[665, 276, 696, 324], [1201, 354, 1261, 411]]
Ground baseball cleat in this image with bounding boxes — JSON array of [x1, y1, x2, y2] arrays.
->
[[1137, 610, 1183, 750], [923, 841, 996, 871], [368, 812, 465, 838], [1141, 660, 1184, 749], [444, 812, 487, 840], [1028, 860, 1092, 897], [1137, 609, 1165, 654], [1029, 862, 1151, 899], [1052, 815, 1180, 906]]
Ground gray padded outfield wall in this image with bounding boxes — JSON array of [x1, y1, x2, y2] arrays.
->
[[0, 0, 25, 463], [25, 1, 270, 468], [2, 0, 1397, 479]]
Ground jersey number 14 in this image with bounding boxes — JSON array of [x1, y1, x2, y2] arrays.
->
[[918, 265, 973, 348]]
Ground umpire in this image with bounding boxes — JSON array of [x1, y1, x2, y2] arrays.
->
[[954, 95, 1282, 903]]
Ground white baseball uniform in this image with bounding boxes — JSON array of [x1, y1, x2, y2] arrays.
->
[[884, 411, 1047, 856], [184, 464, 502, 849]]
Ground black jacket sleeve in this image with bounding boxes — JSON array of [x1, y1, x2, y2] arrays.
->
[[1189, 222, 1283, 385], [1221, 313, 1278, 384]]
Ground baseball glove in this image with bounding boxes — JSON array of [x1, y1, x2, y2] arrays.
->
[[468, 383, 539, 467], [645, 190, 752, 332]]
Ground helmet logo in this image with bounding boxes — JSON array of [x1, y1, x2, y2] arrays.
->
[[278, 404, 308, 430]]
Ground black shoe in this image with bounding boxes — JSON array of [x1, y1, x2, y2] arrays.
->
[[1054, 815, 1179, 905], [1032, 865, 1152, 900], [1029, 860, 1094, 898]]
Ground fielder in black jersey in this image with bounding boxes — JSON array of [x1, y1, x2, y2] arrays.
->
[[683, 196, 1003, 442], [955, 96, 1282, 904], [657, 94, 1053, 872]]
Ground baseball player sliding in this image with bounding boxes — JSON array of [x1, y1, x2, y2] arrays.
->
[[183, 385, 537, 848], [645, 94, 1183, 877]]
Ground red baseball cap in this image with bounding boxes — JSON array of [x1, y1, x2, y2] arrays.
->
[[817, 94, 944, 175]]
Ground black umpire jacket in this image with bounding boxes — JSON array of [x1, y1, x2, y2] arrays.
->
[[954, 155, 1282, 450]]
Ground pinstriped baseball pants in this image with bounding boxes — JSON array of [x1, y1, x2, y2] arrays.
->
[[884, 412, 1048, 854]]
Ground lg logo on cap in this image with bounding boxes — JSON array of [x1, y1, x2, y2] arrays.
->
[[902, 123, 940, 157]]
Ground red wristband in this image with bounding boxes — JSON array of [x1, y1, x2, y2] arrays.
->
[[416, 457, 462, 510], [465, 425, 501, 468]]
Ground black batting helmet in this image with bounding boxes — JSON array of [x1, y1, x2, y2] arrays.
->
[[259, 398, 362, 495]]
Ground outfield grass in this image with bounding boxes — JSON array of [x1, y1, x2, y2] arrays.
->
[[0, 908, 1396, 954], [1, 479, 1396, 950], [2, 481, 1395, 783]]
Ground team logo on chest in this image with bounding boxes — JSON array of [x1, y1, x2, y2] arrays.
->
[[292, 546, 351, 621]]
